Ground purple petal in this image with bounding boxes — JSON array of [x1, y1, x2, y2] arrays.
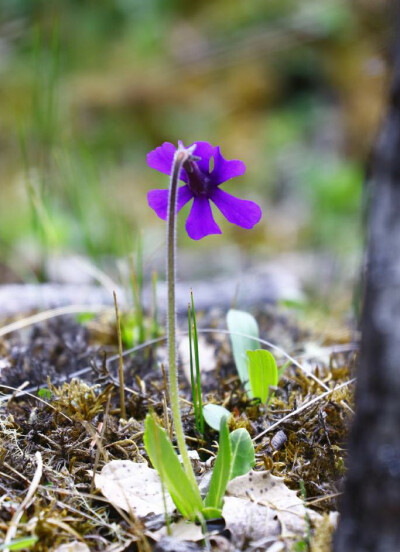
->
[[189, 141, 216, 174], [147, 142, 188, 182], [211, 146, 246, 185], [211, 188, 262, 229], [148, 185, 193, 220], [185, 196, 222, 240]]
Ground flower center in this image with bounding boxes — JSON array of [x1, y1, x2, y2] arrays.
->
[[183, 160, 211, 197]]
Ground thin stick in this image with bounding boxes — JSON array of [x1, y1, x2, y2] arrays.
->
[[161, 363, 169, 399], [90, 395, 111, 496], [305, 492, 342, 506], [253, 378, 355, 441], [113, 290, 126, 420], [7, 381, 30, 403], [3, 452, 43, 552], [162, 391, 171, 440], [0, 304, 109, 338], [199, 328, 332, 391]]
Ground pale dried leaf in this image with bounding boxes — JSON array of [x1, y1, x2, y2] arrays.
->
[[266, 542, 286, 552], [95, 460, 175, 517], [223, 496, 281, 544], [148, 519, 204, 542], [223, 471, 321, 547], [54, 543, 90, 552]]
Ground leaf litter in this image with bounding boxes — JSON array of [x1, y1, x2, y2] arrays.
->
[[0, 307, 356, 550]]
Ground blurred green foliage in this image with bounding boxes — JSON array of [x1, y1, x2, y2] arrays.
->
[[0, 0, 389, 278]]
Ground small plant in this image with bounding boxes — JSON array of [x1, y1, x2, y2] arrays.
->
[[188, 291, 204, 434], [227, 308, 281, 403], [144, 412, 255, 521], [226, 308, 259, 392], [144, 141, 261, 521]]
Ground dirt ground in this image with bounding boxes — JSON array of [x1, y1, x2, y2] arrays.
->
[[0, 307, 356, 551]]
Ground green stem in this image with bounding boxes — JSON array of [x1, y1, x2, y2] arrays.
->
[[167, 144, 198, 488]]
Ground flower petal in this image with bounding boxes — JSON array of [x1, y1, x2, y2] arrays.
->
[[148, 185, 193, 220], [211, 188, 262, 229], [211, 146, 246, 185], [147, 142, 188, 182], [185, 196, 222, 240], [190, 141, 216, 174]]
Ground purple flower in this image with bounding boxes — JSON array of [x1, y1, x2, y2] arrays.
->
[[147, 141, 262, 240]]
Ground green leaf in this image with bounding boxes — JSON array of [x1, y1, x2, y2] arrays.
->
[[143, 414, 203, 521], [204, 416, 231, 512], [38, 387, 52, 400], [203, 404, 231, 431], [0, 537, 38, 550], [201, 507, 222, 520], [189, 292, 204, 434], [229, 428, 255, 480], [293, 540, 308, 551], [247, 349, 278, 403], [227, 309, 259, 391]]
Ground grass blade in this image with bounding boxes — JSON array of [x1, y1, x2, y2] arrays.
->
[[143, 414, 203, 521], [188, 303, 199, 431], [191, 291, 204, 434], [204, 416, 231, 513]]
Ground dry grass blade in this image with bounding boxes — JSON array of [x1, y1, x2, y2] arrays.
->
[[3, 451, 43, 551], [253, 378, 356, 441], [113, 290, 126, 420], [45, 517, 85, 542], [199, 328, 333, 391], [0, 304, 109, 337]]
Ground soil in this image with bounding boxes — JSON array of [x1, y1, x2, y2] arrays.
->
[[0, 305, 356, 551]]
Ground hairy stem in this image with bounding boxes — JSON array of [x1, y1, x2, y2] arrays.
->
[[167, 144, 198, 487]]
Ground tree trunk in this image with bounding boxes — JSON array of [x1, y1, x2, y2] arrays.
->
[[334, 12, 400, 552]]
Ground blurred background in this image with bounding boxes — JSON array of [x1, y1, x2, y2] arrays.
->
[[0, 0, 391, 316]]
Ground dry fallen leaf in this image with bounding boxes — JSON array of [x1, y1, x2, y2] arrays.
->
[[148, 518, 204, 542], [54, 543, 90, 552], [94, 460, 175, 517], [222, 471, 321, 548]]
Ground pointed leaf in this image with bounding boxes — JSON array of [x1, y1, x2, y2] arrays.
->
[[247, 349, 278, 403], [201, 507, 222, 520], [227, 309, 259, 391], [0, 537, 38, 551], [204, 417, 231, 513], [143, 414, 203, 520], [229, 428, 255, 480], [203, 403, 231, 431]]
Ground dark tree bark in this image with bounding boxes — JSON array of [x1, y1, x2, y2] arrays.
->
[[334, 10, 400, 552]]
